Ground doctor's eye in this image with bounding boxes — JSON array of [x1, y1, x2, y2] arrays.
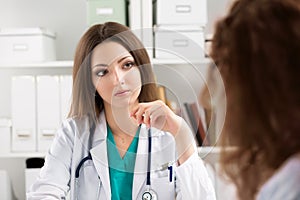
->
[[123, 61, 135, 69], [96, 69, 108, 77]]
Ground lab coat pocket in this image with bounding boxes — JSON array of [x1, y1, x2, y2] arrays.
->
[[75, 160, 101, 200], [152, 176, 175, 199]]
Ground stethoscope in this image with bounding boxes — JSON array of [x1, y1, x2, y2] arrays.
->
[[74, 123, 158, 200], [142, 127, 157, 200]]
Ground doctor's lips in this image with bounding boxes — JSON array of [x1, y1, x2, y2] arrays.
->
[[114, 89, 130, 96]]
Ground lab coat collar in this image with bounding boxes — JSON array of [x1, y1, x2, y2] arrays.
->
[[90, 142, 111, 199], [91, 112, 107, 145], [91, 111, 162, 144]]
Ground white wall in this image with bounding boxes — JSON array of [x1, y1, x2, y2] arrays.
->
[[0, 0, 87, 60], [205, 0, 235, 35]]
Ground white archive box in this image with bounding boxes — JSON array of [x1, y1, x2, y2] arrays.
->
[[154, 26, 205, 60], [156, 0, 207, 25], [37, 76, 60, 152], [0, 28, 56, 65], [11, 76, 36, 152]]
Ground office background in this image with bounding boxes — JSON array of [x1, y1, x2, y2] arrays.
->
[[0, 0, 234, 199]]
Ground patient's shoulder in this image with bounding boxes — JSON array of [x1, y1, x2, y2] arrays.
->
[[257, 153, 300, 200]]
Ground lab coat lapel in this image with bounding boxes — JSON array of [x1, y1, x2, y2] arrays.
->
[[89, 112, 111, 199], [132, 125, 148, 199], [90, 142, 110, 199]]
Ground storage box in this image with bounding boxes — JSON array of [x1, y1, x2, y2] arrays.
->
[[87, 0, 127, 26], [0, 28, 56, 64], [156, 0, 207, 26], [154, 26, 205, 60]]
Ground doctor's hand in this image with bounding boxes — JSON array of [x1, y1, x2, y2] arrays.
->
[[130, 100, 181, 134], [130, 100, 196, 164]]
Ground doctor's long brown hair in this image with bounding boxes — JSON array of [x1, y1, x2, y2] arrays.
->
[[211, 0, 300, 199], [68, 22, 158, 123]]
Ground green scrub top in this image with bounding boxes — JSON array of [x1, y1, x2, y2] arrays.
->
[[107, 124, 140, 200]]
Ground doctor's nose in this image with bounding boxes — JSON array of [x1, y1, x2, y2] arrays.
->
[[112, 68, 125, 85]]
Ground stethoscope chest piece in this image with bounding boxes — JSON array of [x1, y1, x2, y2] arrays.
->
[[142, 189, 157, 200]]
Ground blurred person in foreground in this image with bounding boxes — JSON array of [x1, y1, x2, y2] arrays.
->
[[210, 0, 300, 199]]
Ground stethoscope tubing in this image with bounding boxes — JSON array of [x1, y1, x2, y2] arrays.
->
[[75, 153, 92, 178], [146, 127, 152, 186]]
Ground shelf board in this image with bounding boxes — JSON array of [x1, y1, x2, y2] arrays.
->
[[0, 60, 73, 68], [198, 146, 220, 163], [198, 146, 221, 154], [0, 152, 45, 158], [0, 58, 211, 69], [152, 57, 211, 65], [0, 146, 222, 159]]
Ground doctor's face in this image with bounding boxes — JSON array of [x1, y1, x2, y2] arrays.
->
[[91, 41, 142, 108]]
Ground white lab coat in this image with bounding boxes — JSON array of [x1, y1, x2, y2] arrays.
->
[[27, 112, 216, 200]]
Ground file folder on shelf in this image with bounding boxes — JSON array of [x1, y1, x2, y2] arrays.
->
[[0, 170, 13, 200], [60, 75, 72, 122], [11, 76, 36, 152], [37, 76, 60, 152]]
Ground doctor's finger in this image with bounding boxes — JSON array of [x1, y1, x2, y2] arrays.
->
[[142, 109, 152, 127], [150, 107, 167, 130], [131, 104, 148, 124]]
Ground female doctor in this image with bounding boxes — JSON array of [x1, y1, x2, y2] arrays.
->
[[27, 22, 215, 200]]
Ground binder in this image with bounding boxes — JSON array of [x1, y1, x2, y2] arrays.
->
[[59, 75, 72, 122], [183, 102, 208, 146], [189, 102, 209, 146], [11, 76, 36, 152], [37, 76, 60, 152], [0, 118, 12, 154], [0, 170, 13, 200], [129, 0, 142, 39], [141, 0, 153, 57]]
